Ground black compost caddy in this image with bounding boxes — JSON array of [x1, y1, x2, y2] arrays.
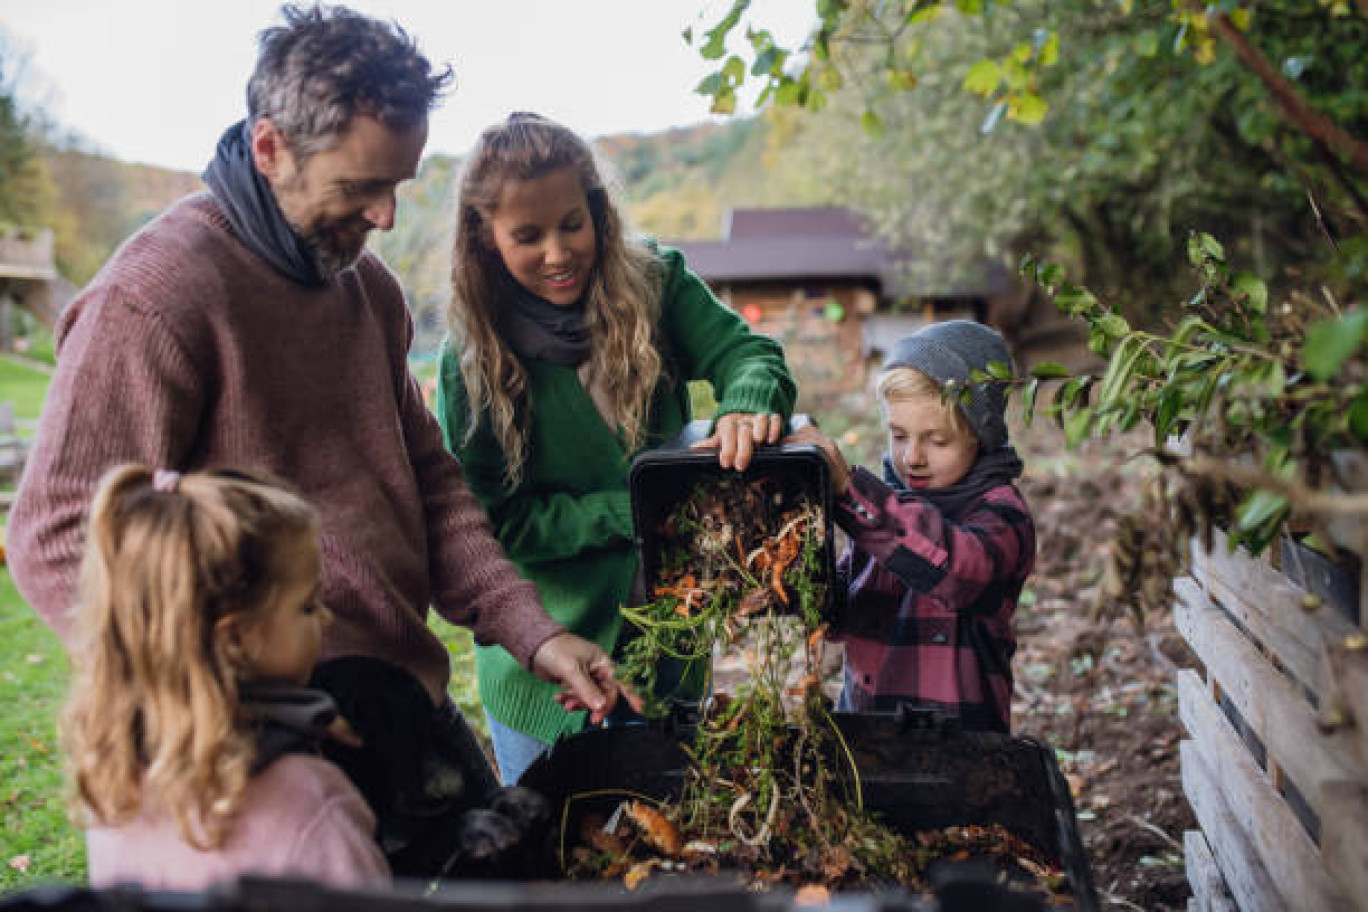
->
[[0, 421, 1098, 912]]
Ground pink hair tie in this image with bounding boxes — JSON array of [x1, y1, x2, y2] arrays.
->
[[152, 469, 182, 493]]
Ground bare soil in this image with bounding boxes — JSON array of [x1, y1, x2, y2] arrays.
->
[[1011, 426, 1197, 911]]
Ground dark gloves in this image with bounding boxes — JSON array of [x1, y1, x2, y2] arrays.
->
[[309, 656, 552, 880]]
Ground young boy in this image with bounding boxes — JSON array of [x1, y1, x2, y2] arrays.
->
[[789, 320, 1035, 732]]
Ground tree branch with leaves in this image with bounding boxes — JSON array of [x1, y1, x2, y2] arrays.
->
[[1007, 233, 1365, 622]]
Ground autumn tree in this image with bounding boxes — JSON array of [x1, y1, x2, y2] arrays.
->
[[0, 38, 56, 232], [689, 1, 1368, 325]]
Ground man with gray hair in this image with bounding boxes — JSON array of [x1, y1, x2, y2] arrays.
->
[[9, 3, 626, 874]]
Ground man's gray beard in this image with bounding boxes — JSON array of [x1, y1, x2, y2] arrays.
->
[[278, 202, 364, 281], [301, 233, 365, 282]]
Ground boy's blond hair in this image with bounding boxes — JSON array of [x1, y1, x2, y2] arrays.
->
[[60, 464, 318, 850], [876, 366, 978, 444]]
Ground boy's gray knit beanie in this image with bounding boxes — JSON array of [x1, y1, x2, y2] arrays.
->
[[882, 319, 1012, 451]]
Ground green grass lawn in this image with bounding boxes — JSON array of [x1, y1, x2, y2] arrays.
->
[[18, 335, 56, 369], [431, 618, 489, 748], [0, 355, 67, 890], [0, 568, 83, 891], [0, 356, 52, 429]]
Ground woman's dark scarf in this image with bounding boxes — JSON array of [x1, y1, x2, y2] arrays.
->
[[881, 445, 1024, 519], [239, 681, 339, 772], [202, 120, 323, 287], [498, 281, 592, 367]]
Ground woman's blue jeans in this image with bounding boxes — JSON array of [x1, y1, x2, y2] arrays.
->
[[485, 711, 552, 786]]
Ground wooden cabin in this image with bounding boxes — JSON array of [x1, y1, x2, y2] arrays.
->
[[667, 207, 1073, 407], [0, 227, 64, 351]]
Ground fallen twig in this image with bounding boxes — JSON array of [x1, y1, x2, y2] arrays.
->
[[1126, 814, 1182, 853]]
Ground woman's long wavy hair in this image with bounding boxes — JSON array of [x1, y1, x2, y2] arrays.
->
[[60, 464, 319, 850], [448, 111, 664, 485]]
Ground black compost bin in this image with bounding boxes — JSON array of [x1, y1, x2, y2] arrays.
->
[[0, 875, 948, 912], [628, 416, 838, 619], [0, 714, 1097, 912], [518, 709, 1100, 911]]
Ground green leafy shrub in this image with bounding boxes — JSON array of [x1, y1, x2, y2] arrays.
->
[[1004, 232, 1365, 621]]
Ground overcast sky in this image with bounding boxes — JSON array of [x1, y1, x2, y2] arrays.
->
[[0, 0, 815, 173]]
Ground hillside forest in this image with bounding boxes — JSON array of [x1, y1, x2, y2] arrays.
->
[[2, 2, 1368, 355], [4, 2, 1361, 358]]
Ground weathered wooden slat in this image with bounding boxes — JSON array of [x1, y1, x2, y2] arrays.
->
[[1174, 577, 1363, 825], [1179, 737, 1284, 912], [1319, 638, 1368, 767], [1319, 779, 1368, 912], [1185, 829, 1239, 912], [1280, 536, 1360, 626], [1188, 530, 1358, 700], [1325, 453, 1367, 623], [1179, 670, 1354, 911]]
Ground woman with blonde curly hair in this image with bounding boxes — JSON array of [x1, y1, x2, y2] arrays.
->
[[437, 112, 797, 784], [61, 464, 389, 888]]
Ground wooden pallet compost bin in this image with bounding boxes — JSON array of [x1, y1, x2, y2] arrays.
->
[[1174, 454, 1368, 912]]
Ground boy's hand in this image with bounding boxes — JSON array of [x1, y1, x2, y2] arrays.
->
[[531, 632, 641, 725], [785, 424, 852, 494], [693, 412, 783, 471]]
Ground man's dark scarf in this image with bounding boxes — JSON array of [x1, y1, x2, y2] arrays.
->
[[202, 120, 323, 287], [880, 445, 1024, 519]]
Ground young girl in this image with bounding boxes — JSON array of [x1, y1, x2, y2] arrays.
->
[[436, 111, 796, 784], [788, 320, 1036, 732], [61, 464, 390, 888]]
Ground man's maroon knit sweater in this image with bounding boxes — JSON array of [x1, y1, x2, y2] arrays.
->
[[7, 193, 563, 701]]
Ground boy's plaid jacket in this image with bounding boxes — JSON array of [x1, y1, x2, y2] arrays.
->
[[830, 466, 1036, 732]]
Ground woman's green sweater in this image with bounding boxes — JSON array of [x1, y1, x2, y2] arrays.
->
[[435, 244, 796, 743]]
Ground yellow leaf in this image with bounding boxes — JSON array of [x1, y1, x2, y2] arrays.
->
[[623, 859, 659, 890], [1195, 36, 1216, 65], [860, 109, 884, 138], [1002, 56, 1030, 90], [1017, 856, 1057, 878], [963, 59, 1002, 96], [887, 69, 918, 91], [1040, 33, 1060, 67], [1008, 91, 1048, 124], [1231, 7, 1251, 29]]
